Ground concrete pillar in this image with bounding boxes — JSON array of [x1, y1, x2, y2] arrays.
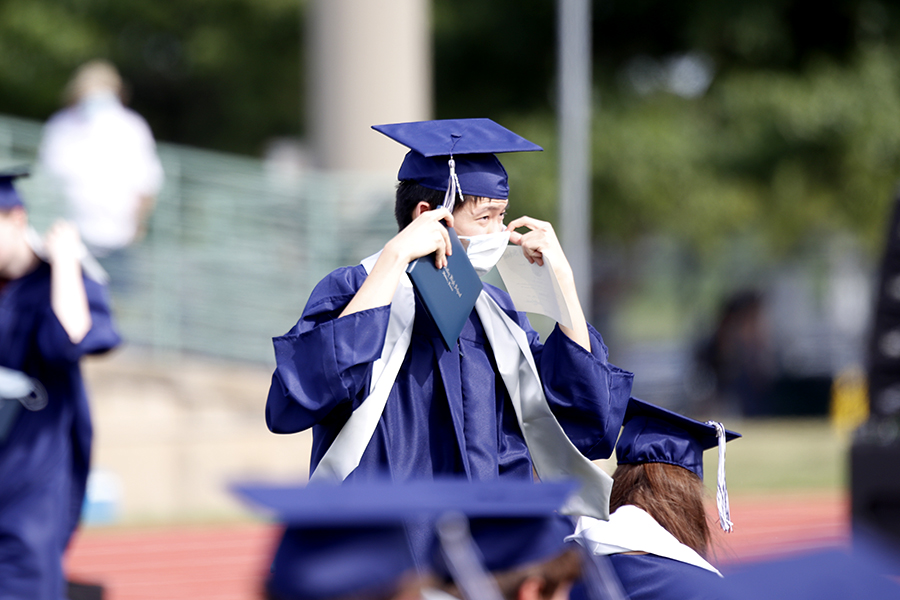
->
[[557, 0, 593, 320], [307, 0, 432, 172]]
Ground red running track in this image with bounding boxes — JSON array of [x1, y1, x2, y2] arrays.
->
[[64, 491, 850, 600]]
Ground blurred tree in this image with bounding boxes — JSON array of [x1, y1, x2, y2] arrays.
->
[[2, 0, 899, 258], [433, 0, 900, 257], [0, 0, 303, 154]]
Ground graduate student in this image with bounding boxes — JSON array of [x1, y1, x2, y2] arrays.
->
[[265, 119, 633, 517], [567, 397, 740, 600], [0, 168, 120, 600]]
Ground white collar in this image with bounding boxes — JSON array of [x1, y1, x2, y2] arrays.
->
[[567, 505, 721, 576]]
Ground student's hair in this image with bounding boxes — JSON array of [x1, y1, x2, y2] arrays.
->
[[609, 462, 712, 556], [395, 181, 444, 230], [438, 547, 582, 600], [394, 181, 478, 230]]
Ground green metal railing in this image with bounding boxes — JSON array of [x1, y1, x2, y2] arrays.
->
[[0, 114, 398, 365]]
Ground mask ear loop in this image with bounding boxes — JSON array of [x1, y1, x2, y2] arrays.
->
[[707, 420, 734, 533]]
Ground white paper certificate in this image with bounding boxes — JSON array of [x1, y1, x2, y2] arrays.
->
[[495, 246, 574, 329]]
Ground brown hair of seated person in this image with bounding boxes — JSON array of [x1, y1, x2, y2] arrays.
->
[[609, 462, 712, 557], [439, 547, 582, 600]]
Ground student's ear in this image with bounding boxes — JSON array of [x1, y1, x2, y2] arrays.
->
[[411, 201, 432, 220], [517, 576, 546, 600]]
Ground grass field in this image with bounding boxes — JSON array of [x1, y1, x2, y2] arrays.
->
[[701, 417, 850, 495]]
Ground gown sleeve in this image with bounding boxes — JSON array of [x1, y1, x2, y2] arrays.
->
[[266, 266, 392, 434], [35, 274, 121, 364], [485, 285, 634, 461]]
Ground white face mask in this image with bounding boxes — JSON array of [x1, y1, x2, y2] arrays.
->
[[459, 230, 510, 276]]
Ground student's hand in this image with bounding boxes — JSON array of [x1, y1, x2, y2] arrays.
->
[[506, 216, 570, 274], [385, 207, 455, 269], [44, 220, 92, 343], [508, 216, 590, 349], [339, 207, 455, 318], [43, 221, 84, 266]]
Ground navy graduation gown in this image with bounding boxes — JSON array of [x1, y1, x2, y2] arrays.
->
[[266, 264, 633, 481], [0, 262, 120, 600], [607, 554, 721, 600]]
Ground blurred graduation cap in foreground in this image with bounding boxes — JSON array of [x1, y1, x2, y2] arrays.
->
[[616, 397, 741, 532], [232, 478, 580, 600], [372, 118, 542, 204], [233, 480, 424, 600], [425, 480, 577, 574]]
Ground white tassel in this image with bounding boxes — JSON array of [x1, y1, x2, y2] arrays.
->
[[442, 157, 464, 212], [707, 420, 733, 533]]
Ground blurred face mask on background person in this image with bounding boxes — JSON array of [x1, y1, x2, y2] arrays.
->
[[459, 230, 511, 276], [78, 91, 119, 119]]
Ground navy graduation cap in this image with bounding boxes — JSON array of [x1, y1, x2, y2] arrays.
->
[[0, 165, 29, 210], [616, 397, 740, 480], [423, 479, 578, 583], [233, 481, 422, 600], [616, 397, 741, 532], [372, 118, 542, 204], [232, 478, 579, 599]]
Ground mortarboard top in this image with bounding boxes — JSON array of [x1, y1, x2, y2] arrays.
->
[[0, 165, 30, 210], [231, 478, 578, 525], [616, 397, 740, 480], [372, 118, 542, 201]]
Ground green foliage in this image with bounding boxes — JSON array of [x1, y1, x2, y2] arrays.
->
[[587, 42, 900, 257], [0, 0, 303, 154], [432, 0, 900, 258], [3, 0, 899, 256]]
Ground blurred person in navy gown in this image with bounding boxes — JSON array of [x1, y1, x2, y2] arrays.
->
[[568, 398, 740, 600], [265, 119, 633, 511], [0, 169, 120, 600]]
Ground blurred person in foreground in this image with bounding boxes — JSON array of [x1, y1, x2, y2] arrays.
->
[[567, 397, 740, 600], [427, 509, 582, 600], [233, 478, 586, 600], [0, 169, 120, 600], [39, 59, 164, 279], [266, 119, 633, 519]]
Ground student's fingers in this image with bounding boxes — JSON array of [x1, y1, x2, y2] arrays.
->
[[431, 223, 453, 269], [44, 220, 82, 260], [432, 207, 454, 229], [506, 215, 551, 234], [522, 246, 544, 266]]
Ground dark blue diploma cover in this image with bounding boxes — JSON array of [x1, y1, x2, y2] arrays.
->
[[406, 227, 482, 350]]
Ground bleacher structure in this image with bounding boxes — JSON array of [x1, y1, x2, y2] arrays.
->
[[0, 113, 398, 365]]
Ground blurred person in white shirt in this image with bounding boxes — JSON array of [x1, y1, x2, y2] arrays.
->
[[39, 60, 164, 264]]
